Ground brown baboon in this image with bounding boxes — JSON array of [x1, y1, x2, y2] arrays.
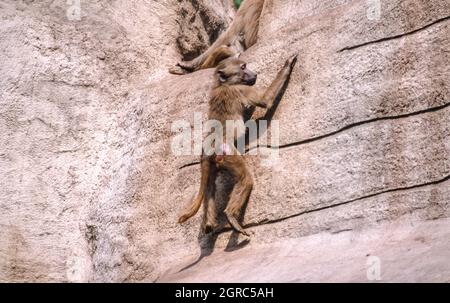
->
[[178, 53, 298, 236], [169, 0, 265, 75]]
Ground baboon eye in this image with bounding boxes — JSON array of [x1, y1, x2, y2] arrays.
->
[[241, 64, 246, 70], [218, 70, 227, 83]]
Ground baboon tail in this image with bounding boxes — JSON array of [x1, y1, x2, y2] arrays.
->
[[178, 157, 210, 224]]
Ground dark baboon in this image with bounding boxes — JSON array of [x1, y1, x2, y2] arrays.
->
[[178, 53, 298, 236], [170, 0, 265, 75]]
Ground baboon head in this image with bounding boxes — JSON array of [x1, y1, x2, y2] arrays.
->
[[215, 57, 257, 86]]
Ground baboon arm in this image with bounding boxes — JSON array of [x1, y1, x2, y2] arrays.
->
[[237, 67, 291, 109], [238, 70, 288, 108], [239, 54, 298, 109], [237, 86, 265, 107], [260, 64, 293, 108]]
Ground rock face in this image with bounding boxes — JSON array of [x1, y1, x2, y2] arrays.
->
[[0, 0, 449, 282]]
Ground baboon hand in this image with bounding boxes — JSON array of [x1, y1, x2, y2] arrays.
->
[[284, 53, 298, 70], [177, 61, 196, 72], [169, 60, 198, 75], [169, 64, 189, 75]]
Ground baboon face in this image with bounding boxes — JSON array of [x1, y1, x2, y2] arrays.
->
[[216, 58, 257, 86]]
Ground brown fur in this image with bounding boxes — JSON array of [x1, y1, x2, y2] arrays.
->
[[169, 0, 265, 75], [178, 54, 298, 236]]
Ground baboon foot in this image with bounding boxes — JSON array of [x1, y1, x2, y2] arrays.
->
[[225, 212, 250, 237]]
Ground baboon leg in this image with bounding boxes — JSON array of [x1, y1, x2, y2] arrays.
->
[[174, 30, 240, 73], [169, 45, 234, 74], [202, 164, 218, 234], [221, 155, 254, 236], [178, 156, 211, 223], [172, 2, 254, 75], [169, 0, 265, 74]]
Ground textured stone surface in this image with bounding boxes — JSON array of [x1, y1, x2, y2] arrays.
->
[[0, 0, 449, 282]]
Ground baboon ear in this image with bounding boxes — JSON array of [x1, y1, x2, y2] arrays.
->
[[218, 70, 227, 83]]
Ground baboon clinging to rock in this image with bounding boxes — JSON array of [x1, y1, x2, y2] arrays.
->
[[169, 0, 265, 75], [178, 53, 298, 236]]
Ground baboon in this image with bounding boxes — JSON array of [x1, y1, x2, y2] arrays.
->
[[169, 0, 265, 75], [178, 53, 298, 236]]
